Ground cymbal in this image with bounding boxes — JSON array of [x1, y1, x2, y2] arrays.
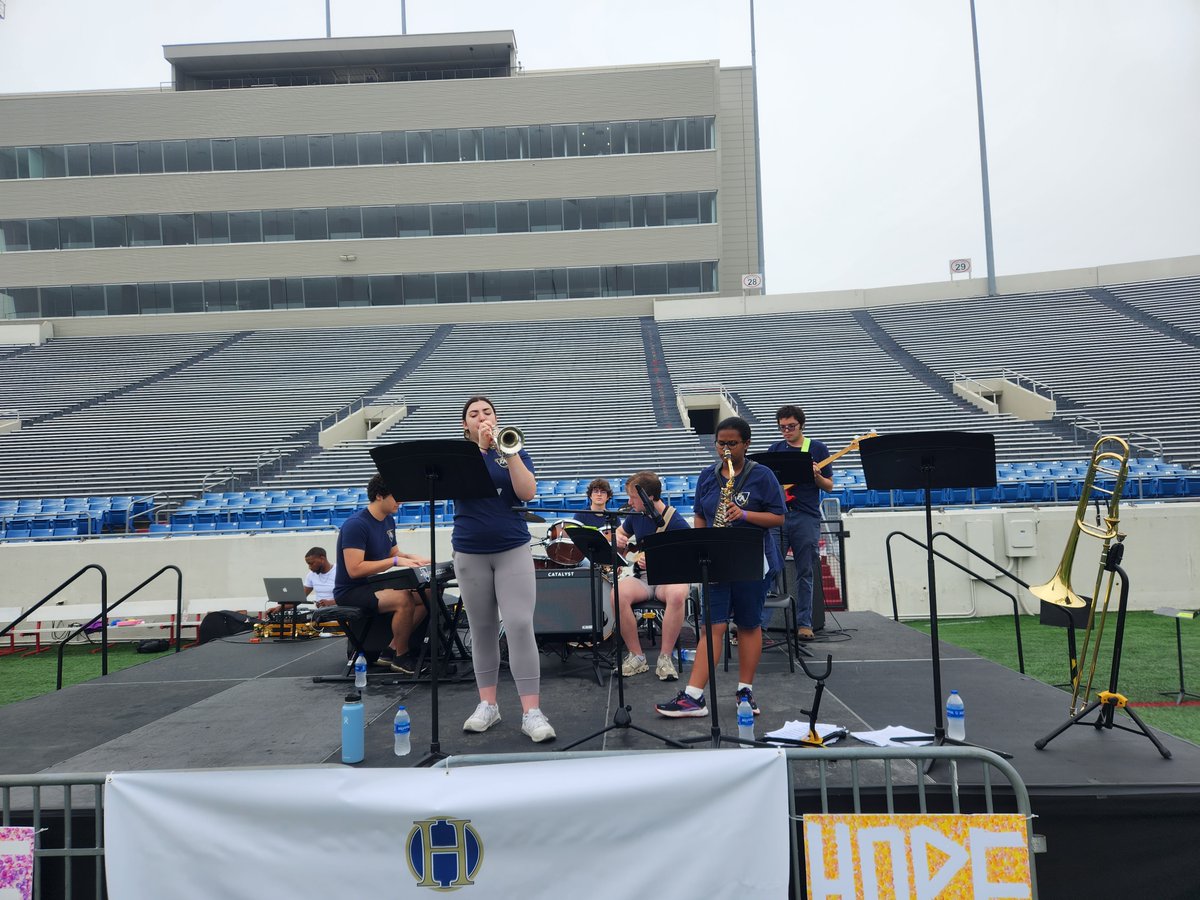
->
[[516, 509, 545, 523]]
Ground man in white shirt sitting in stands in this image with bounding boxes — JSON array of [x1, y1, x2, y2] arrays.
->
[[303, 546, 337, 608]]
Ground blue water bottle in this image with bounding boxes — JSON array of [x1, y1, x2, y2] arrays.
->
[[341, 691, 364, 764]]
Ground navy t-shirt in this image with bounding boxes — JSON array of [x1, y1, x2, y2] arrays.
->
[[452, 448, 535, 554], [575, 510, 610, 529], [334, 508, 397, 598], [766, 437, 831, 518], [620, 506, 690, 542], [694, 461, 786, 575]]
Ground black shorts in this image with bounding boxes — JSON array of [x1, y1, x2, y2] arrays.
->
[[335, 583, 381, 614]]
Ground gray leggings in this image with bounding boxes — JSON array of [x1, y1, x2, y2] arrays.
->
[[454, 545, 541, 697]]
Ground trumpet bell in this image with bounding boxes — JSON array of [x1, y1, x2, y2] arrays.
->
[[1029, 574, 1088, 609], [495, 425, 524, 455]]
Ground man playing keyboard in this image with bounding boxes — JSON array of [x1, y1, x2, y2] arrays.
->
[[334, 474, 431, 674]]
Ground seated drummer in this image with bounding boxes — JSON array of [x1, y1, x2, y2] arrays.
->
[[575, 477, 614, 529], [333, 473, 431, 675], [613, 471, 690, 682]]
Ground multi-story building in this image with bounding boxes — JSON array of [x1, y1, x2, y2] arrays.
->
[[0, 31, 760, 323]]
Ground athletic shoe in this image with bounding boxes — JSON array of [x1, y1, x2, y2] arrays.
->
[[621, 653, 649, 676], [656, 654, 679, 681], [390, 652, 427, 675], [373, 648, 397, 668], [656, 690, 707, 718], [735, 687, 761, 716], [521, 709, 556, 743], [463, 701, 501, 733], [797, 627, 815, 641]]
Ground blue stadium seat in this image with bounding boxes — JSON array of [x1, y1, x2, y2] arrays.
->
[[193, 521, 217, 533], [170, 521, 195, 533], [214, 521, 238, 532], [1025, 482, 1052, 503], [148, 523, 171, 535], [239, 512, 263, 529], [52, 526, 80, 539], [283, 516, 306, 530]]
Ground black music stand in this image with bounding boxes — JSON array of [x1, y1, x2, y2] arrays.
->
[[642, 527, 770, 748], [560, 520, 687, 750], [750, 450, 817, 657], [859, 431, 1011, 764], [560, 522, 622, 686], [370, 439, 496, 766]]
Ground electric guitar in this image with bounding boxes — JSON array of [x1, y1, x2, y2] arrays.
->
[[816, 431, 879, 470]]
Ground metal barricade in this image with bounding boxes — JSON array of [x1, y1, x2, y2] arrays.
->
[[3, 745, 1036, 899]]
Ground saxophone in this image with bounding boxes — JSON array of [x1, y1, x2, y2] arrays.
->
[[712, 448, 736, 527]]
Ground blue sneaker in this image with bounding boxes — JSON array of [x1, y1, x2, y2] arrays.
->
[[735, 687, 761, 716], [656, 690, 707, 718]]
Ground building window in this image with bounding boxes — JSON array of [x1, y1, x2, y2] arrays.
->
[[4, 260, 717, 319], [0, 116, 717, 180]]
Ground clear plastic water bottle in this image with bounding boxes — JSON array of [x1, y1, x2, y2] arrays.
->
[[393, 705, 411, 756], [946, 690, 966, 741], [737, 698, 755, 746], [353, 653, 367, 689], [341, 691, 364, 764]]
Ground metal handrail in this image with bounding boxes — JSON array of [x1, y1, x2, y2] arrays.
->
[[54, 565, 183, 690], [200, 467, 238, 495], [124, 491, 168, 534], [675, 382, 739, 415], [1000, 367, 1056, 399], [0, 565, 108, 643], [885, 530, 1025, 674]]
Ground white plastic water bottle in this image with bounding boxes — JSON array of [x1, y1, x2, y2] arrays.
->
[[737, 698, 755, 746], [353, 653, 367, 689], [946, 690, 966, 741], [394, 705, 411, 756]]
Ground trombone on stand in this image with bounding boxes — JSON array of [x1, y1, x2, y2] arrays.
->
[[1033, 435, 1171, 758]]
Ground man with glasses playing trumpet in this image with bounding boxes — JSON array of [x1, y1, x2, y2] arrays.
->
[[767, 404, 833, 642]]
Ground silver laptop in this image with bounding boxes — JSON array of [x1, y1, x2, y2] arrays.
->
[[263, 577, 309, 605]]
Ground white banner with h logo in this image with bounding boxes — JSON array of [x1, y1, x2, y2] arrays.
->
[[105, 749, 790, 898]]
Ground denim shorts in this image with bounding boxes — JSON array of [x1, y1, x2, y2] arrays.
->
[[704, 576, 769, 628]]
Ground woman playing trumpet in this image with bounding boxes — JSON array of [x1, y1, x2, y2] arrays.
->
[[453, 395, 556, 743]]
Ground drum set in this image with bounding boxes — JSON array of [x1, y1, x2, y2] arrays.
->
[[532, 518, 597, 570]]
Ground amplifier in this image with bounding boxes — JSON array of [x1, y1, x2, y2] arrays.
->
[[533, 568, 612, 639]]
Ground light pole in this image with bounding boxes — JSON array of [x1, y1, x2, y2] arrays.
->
[[969, 0, 997, 296], [749, 0, 767, 289]]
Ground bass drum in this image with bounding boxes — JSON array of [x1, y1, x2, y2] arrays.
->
[[544, 518, 586, 567]]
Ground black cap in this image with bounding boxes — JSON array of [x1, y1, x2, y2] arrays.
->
[[345, 691, 361, 703]]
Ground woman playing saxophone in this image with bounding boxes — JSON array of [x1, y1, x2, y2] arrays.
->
[[655, 416, 786, 719]]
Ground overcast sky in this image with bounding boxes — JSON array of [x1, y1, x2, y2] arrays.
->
[[2, 0, 1198, 294]]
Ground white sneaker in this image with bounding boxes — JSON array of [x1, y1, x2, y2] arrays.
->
[[521, 708, 556, 743], [621, 653, 649, 676], [656, 654, 679, 681], [463, 701, 501, 733]]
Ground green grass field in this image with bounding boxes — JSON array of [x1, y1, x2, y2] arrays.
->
[[0, 643, 162, 707], [907, 610, 1200, 746]]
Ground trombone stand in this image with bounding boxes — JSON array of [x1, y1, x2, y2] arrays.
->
[[1036, 543, 1172, 758]]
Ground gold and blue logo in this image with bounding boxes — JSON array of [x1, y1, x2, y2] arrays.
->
[[406, 817, 484, 891]]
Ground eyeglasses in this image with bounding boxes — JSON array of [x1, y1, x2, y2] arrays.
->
[[778, 423, 799, 432], [715, 440, 743, 448]]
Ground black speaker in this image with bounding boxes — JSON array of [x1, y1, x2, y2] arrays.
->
[[533, 568, 609, 639], [198, 610, 256, 644]]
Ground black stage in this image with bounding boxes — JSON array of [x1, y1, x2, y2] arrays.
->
[[4, 611, 1198, 897]]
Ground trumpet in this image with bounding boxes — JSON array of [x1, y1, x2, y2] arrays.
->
[[493, 425, 524, 456]]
